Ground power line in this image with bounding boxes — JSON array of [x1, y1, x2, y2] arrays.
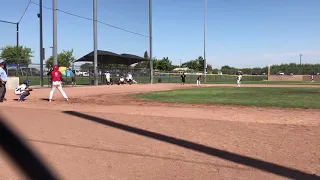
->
[[0, 19, 16, 24], [0, 0, 31, 25], [18, 0, 32, 23], [30, 1, 149, 38]]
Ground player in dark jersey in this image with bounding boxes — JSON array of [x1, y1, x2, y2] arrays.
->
[[196, 75, 201, 87], [181, 73, 186, 85]]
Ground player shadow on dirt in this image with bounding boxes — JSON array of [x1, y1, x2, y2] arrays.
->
[[0, 116, 59, 180], [26, 138, 248, 171], [63, 111, 319, 180]]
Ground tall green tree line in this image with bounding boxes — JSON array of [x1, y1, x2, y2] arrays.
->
[[1, 45, 319, 75]]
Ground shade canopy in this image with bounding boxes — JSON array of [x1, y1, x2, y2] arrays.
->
[[76, 50, 148, 65]]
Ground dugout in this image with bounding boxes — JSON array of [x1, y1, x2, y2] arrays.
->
[[75, 50, 149, 84], [76, 50, 147, 65]]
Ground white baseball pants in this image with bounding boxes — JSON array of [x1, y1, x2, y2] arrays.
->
[[49, 81, 68, 100], [197, 80, 201, 87]]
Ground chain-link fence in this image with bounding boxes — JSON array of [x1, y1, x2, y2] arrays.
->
[[154, 72, 267, 84], [7, 63, 269, 86], [7, 63, 152, 86]]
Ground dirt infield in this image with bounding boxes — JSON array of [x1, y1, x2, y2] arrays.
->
[[0, 83, 319, 180]]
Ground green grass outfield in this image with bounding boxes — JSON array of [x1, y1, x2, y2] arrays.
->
[[19, 75, 320, 86], [136, 87, 320, 109]]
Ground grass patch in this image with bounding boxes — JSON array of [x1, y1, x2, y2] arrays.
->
[[136, 87, 320, 109]]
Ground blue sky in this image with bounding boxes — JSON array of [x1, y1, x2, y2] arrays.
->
[[1, 0, 319, 68]]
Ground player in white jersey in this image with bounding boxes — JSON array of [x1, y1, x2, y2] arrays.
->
[[126, 73, 133, 84], [14, 80, 33, 102], [118, 76, 125, 85], [105, 71, 111, 85], [236, 74, 242, 87]]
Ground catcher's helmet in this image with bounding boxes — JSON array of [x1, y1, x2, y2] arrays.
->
[[24, 80, 30, 86]]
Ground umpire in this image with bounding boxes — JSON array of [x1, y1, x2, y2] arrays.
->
[[0, 63, 8, 102]]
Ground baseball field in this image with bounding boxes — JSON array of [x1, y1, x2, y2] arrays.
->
[[0, 83, 319, 180]]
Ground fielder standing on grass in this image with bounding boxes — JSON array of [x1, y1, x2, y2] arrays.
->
[[196, 75, 201, 87], [49, 65, 69, 102]]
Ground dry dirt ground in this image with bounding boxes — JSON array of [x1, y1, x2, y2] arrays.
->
[[0, 83, 319, 180]]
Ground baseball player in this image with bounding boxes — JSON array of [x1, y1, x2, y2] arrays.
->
[[181, 73, 186, 85], [126, 72, 133, 84], [196, 75, 201, 87], [49, 65, 69, 102], [118, 76, 125, 85], [236, 74, 242, 87], [105, 71, 111, 85], [14, 80, 32, 102]]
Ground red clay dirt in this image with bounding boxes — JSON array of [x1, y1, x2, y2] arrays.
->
[[0, 83, 319, 180]]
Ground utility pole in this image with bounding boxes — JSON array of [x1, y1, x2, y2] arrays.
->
[[149, 0, 153, 84], [299, 54, 302, 75], [16, 23, 20, 71], [52, 0, 57, 65], [38, 0, 44, 86], [93, 0, 98, 85], [204, 0, 207, 82]]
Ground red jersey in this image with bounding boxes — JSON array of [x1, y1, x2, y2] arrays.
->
[[51, 70, 61, 81]]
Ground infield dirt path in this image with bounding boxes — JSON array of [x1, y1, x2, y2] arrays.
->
[[0, 84, 319, 180]]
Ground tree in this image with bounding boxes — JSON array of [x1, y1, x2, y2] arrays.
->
[[0, 45, 33, 64], [183, 60, 199, 70], [103, 64, 128, 69], [221, 65, 236, 74], [133, 51, 150, 69], [45, 49, 75, 68], [156, 57, 173, 71], [80, 63, 93, 71], [143, 50, 149, 59], [182, 56, 213, 72], [212, 68, 219, 74]]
